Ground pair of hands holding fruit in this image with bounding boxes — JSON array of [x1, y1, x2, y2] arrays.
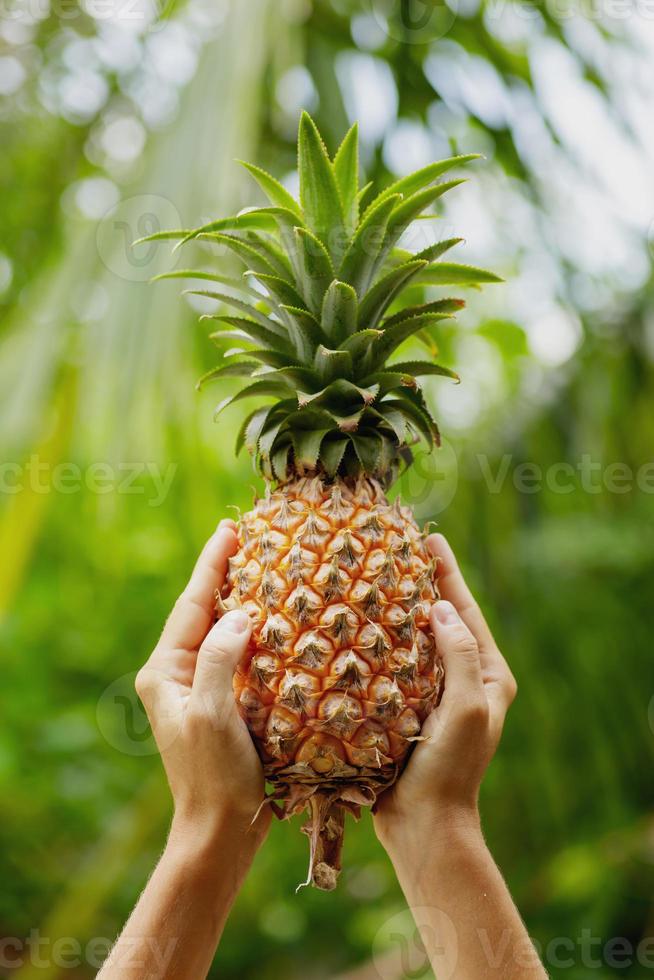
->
[[99, 522, 547, 980]]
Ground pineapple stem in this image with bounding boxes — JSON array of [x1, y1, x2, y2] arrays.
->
[[297, 793, 346, 892]]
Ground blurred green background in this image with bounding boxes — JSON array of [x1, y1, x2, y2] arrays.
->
[[2, 0, 654, 977]]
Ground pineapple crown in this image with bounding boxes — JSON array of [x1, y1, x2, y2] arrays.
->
[[141, 112, 501, 485]]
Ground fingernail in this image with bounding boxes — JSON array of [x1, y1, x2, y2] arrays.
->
[[435, 601, 460, 625], [216, 610, 250, 634], [217, 519, 234, 532]]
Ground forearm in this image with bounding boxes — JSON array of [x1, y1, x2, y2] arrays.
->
[[382, 809, 547, 980], [98, 814, 263, 980]]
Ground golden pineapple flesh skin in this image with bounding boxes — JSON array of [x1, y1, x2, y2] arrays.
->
[[224, 475, 443, 887]]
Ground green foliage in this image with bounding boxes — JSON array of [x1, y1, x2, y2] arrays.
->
[[2, 3, 654, 978], [147, 115, 495, 484]]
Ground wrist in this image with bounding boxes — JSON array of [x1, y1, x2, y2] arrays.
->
[[376, 799, 483, 862], [168, 802, 268, 876]]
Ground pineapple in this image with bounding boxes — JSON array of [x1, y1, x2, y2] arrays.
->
[[145, 113, 500, 889]]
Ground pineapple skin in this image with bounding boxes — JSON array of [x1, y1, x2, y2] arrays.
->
[[224, 475, 443, 886]]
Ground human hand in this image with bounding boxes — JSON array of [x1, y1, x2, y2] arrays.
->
[[374, 533, 517, 853], [135, 519, 271, 853]]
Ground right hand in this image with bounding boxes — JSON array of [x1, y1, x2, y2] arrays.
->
[[374, 533, 517, 850]]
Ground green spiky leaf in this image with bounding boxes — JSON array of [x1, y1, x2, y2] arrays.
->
[[415, 263, 504, 287], [333, 123, 359, 235], [293, 227, 335, 314], [239, 161, 302, 217], [358, 259, 427, 329], [298, 111, 344, 255], [338, 193, 400, 296], [149, 113, 501, 482], [321, 280, 358, 343]]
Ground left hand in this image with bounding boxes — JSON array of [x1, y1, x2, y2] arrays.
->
[[135, 519, 271, 846]]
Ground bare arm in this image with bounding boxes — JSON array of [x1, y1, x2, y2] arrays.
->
[[374, 534, 547, 980], [98, 521, 269, 979]]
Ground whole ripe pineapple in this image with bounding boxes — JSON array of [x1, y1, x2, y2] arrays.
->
[[146, 113, 499, 889]]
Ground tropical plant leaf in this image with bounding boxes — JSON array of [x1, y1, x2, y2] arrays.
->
[[415, 263, 504, 286], [385, 180, 466, 251], [279, 305, 327, 360], [204, 315, 294, 354], [150, 269, 255, 294], [214, 378, 295, 418], [382, 297, 464, 328], [244, 272, 306, 311], [369, 154, 480, 212], [293, 426, 332, 469], [238, 160, 302, 217], [338, 193, 400, 296], [293, 227, 335, 314], [196, 359, 260, 390], [271, 440, 292, 480], [298, 111, 344, 255], [382, 394, 438, 449], [376, 404, 407, 443], [357, 259, 427, 329], [300, 378, 379, 411], [366, 312, 454, 371], [321, 280, 358, 343], [175, 210, 279, 249], [351, 432, 382, 472], [264, 365, 322, 390], [333, 123, 359, 235], [341, 328, 383, 366], [236, 406, 270, 456], [198, 232, 280, 279], [210, 343, 295, 370], [183, 289, 281, 333], [319, 436, 350, 477], [386, 360, 460, 381], [413, 238, 465, 263], [314, 345, 353, 384]]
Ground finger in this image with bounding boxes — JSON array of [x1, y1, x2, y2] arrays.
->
[[427, 535, 517, 737], [218, 518, 238, 533], [429, 600, 487, 720], [191, 609, 252, 716], [161, 525, 239, 652], [426, 534, 495, 653]]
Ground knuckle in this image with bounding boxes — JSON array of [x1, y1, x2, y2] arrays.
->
[[448, 630, 479, 659], [458, 696, 489, 727], [134, 668, 155, 702], [505, 671, 518, 703], [198, 639, 230, 666]]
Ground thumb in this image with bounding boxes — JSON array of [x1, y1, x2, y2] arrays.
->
[[430, 600, 484, 708], [191, 610, 252, 715]]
